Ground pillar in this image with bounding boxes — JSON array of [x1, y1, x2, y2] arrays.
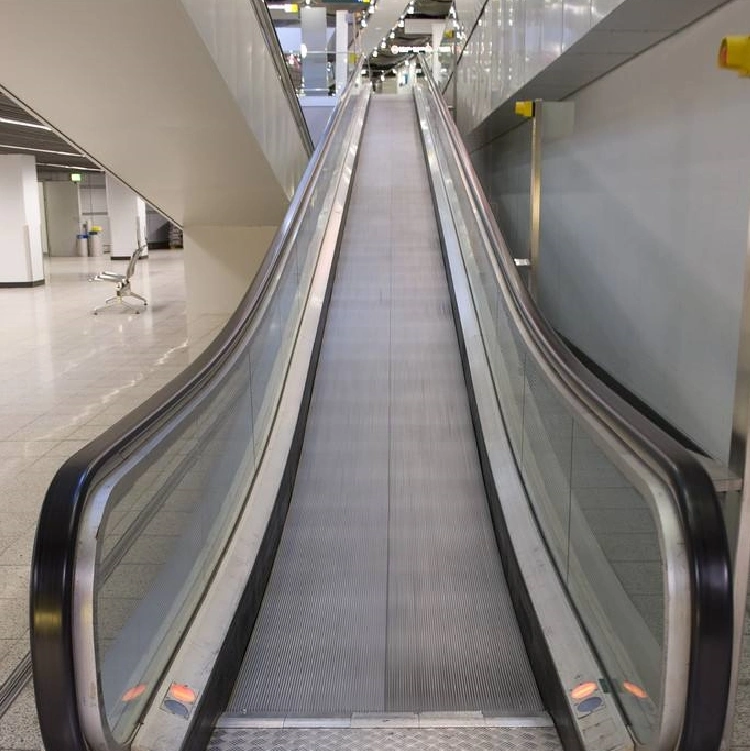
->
[[106, 174, 148, 259], [182, 224, 278, 355], [43, 181, 81, 258], [336, 10, 349, 95], [301, 6, 328, 95], [0, 155, 44, 286]]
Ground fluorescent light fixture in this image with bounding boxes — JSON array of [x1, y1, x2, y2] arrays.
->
[[0, 143, 81, 157], [0, 116, 52, 131], [70, 173, 82, 183], [37, 163, 102, 171]]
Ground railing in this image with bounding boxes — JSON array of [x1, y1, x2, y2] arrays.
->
[[30, 64, 366, 751], [248, 0, 315, 155], [415, 56, 733, 751]]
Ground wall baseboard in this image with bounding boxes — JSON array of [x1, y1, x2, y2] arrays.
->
[[0, 279, 44, 288]]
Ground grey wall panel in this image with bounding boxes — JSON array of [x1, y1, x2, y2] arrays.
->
[[470, 0, 750, 462]]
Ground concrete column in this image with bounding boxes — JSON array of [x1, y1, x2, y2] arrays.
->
[[183, 224, 277, 351], [0, 155, 44, 286], [335, 10, 348, 96], [43, 180, 81, 258], [107, 174, 148, 259], [301, 6, 327, 95], [37, 183, 49, 255]]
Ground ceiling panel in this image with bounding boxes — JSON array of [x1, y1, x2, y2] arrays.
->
[[0, 89, 98, 171]]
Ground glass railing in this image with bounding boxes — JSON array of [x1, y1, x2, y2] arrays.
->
[[247, 0, 315, 154], [30, 65, 368, 751], [415, 60, 732, 751], [282, 50, 354, 96]]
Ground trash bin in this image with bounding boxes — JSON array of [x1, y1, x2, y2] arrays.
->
[[76, 233, 88, 257], [88, 227, 102, 257]]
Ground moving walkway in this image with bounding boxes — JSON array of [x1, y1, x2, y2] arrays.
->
[[30, 64, 733, 751]]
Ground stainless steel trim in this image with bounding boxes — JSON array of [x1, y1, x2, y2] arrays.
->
[[71, 65, 366, 751], [215, 713, 555, 729], [417, 57, 694, 751]]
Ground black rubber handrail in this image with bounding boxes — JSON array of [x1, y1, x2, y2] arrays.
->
[[419, 58, 733, 751], [29, 65, 361, 751]]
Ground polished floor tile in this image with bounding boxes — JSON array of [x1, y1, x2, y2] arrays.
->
[[0, 252, 224, 749]]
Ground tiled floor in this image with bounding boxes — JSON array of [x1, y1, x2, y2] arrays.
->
[[0, 251, 224, 750]]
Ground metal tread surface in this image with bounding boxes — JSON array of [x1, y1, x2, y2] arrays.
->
[[227, 95, 543, 716], [209, 727, 562, 751]]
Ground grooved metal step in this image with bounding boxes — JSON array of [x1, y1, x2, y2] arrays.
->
[[226, 95, 543, 719]]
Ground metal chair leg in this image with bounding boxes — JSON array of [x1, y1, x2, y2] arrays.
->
[[94, 295, 141, 315]]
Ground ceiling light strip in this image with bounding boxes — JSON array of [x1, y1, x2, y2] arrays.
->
[[0, 116, 52, 131], [0, 143, 82, 157]]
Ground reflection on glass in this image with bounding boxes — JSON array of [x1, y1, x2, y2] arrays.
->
[[91, 82, 365, 744], [421, 85, 666, 746]]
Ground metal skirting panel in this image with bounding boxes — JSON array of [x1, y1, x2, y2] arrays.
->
[[209, 727, 561, 751], [227, 96, 542, 716]]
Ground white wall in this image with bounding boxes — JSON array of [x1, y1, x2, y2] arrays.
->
[[107, 175, 148, 259], [0, 155, 44, 284], [0, 0, 305, 227], [471, 0, 750, 461], [183, 224, 277, 333], [79, 184, 111, 252], [44, 182, 81, 257], [456, 0, 626, 134]]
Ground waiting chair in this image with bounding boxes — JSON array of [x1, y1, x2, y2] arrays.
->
[[92, 245, 148, 315]]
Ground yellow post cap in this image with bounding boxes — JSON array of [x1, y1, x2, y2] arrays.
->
[[515, 100, 534, 118], [718, 36, 750, 76]]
